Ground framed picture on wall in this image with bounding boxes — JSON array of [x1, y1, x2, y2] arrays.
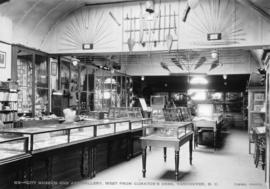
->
[[0, 51, 6, 68]]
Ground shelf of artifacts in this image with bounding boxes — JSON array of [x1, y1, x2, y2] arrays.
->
[[0, 90, 18, 128]]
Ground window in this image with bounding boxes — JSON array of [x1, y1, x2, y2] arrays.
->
[[188, 89, 207, 101], [190, 76, 208, 85]]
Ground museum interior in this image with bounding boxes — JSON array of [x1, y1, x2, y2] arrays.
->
[[0, 0, 270, 188]]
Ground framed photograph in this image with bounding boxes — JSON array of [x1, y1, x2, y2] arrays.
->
[[51, 61, 57, 76], [0, 51, 6, 68], [254, 93, 264, 101]]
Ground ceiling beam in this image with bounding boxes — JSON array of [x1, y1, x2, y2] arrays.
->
[[85, 0, 147, 6], [237, 0, 270, 22]]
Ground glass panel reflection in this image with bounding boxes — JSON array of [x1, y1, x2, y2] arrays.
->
[[33, 131, 68, 150], [70, 127, 94, 142], [80, 65, 87, 92], [96, 124, 114, 136], [35, 55, 48, 88], [80, 92, 87, 111], [35, 88, 49, 116], [115, 122, 129, 132], [17, 50, 33, 114]]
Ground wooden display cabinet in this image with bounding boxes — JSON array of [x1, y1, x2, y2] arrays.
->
[[247, 73, 265, 154], [14, 45, 50, 117], [264, 54, 270, 185]]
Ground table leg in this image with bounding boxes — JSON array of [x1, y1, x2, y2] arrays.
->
[[194, 128, 198, 148], [163, 147, 167, 162], [142, 147, 147, 178], [93, 146, 96, 177], [189, 137, 193, 165], [175, 150, 179, 181], [214, 131, 216, 150]]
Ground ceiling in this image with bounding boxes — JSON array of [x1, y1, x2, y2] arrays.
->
[[0, 0, 269, 73], [249, 0, 270, 14], [69, 48, 258, 68], [1, 0, 270, 47]]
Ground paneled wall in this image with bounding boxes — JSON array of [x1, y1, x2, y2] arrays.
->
[[0, 42, 12, 81]]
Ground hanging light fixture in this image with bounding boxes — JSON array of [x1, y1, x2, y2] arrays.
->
[[211, 49, 219, 59], [145, 0, 155, 13], [71, 56, 79, 66]]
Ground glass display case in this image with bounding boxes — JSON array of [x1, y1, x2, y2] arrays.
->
[[57, 57, 95, 114], [143, 121, 193, 139], [0, 134, 29, 163], [15, 46, 50, 117], [95, 119, 130, 135], [107, 107, 152, 130], [94, 70, 130, 111], [129, 118, 153, 130], [0, 119, 132, 152]]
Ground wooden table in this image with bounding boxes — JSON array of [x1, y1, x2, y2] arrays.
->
[[140, 121, 193, 180], [193, 114, 223, 150]]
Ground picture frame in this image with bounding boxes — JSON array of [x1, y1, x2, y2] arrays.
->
[[0, 51, 6, 68], [51, 61, 57, 76]]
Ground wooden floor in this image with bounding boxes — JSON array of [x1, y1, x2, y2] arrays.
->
[[67, 128, 267, 189]]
